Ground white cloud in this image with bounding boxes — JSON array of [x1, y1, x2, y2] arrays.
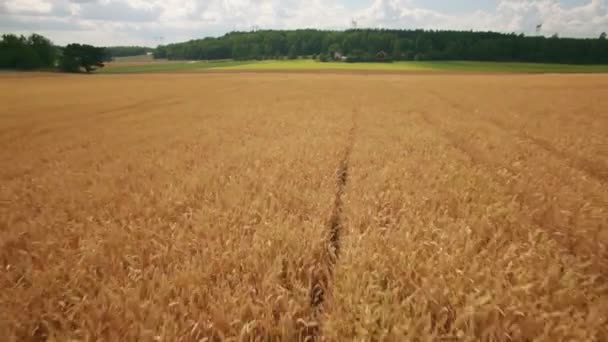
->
[[0, 0, 606, 46], [76, 0, 162, 22], [354, 0, 607, 36], [493, 0, 608, 36], [357, 0, 447, 28], [4, 0, 52, 15]]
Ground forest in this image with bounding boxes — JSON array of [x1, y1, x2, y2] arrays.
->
[[154, 29, 608, 64], [105, 46, 154, 58], [0, 34, 57, 70], [2, 30, 608, 71], [0, 34, 107, 72], [0, 34, 153, 69]]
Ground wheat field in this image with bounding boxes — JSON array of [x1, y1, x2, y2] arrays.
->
[[1, 72, 607, 341]]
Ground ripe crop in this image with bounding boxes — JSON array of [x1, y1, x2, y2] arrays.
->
[[1, 72, 607, 341]]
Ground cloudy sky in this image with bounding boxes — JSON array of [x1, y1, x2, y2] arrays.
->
[[1, 0, 607, 46]]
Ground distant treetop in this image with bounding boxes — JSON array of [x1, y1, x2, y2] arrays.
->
[[154, 29, 608, 65], [105, 46, 154, 58], [0, 33, 57, 70], [59, 44, 107, 73]]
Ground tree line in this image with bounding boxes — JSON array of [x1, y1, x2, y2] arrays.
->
[[2, 30, 607, 72], [105, 46, 154, 58], [1, 33, 108, 73], [0, 34, 57, 70], [155, 29, 608, 64]]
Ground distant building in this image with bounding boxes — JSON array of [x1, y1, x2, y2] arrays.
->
[[376, 51, 387, 60]]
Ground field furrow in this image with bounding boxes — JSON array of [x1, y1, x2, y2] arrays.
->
[[324, 96, 607, 341], [419, 93, 608, 266]]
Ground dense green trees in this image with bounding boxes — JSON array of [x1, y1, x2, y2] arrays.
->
[[105, 46, 154, 58], [0, 34, 57, 70], [2, 30, 607, 71], [59, 44, 107, 73], [156, 29, 608, 64], [1, 33, 108, 73]]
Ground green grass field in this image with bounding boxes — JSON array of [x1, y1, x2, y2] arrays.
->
[[416, 61, 608, 73], [99, 58, 608, 74], [210, 60, 432, 71], [100, 60, 250, 74]]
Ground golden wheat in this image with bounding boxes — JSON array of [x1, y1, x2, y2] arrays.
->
[[1, 73, 607, 341]]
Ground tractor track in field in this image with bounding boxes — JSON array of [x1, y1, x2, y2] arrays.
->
[[304, 113, 357, 339], [427, 90, 608, 185], [416, 109, 608, 277], [485, 116, 608, 184]]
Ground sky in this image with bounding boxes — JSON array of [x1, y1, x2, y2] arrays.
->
[[0, 0, 607, 46]]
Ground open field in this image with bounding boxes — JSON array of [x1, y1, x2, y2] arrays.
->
[[100, 58, 608, 74], [101, 60, 249, 74], [1, 72, 608, 341], [110, 55, 156, 64]]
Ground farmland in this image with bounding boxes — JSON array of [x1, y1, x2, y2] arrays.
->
[[100, 59, 608, 74], [1, 72, 607, 341]]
